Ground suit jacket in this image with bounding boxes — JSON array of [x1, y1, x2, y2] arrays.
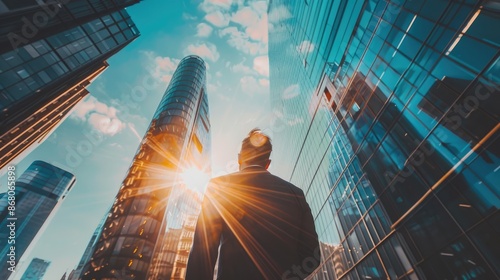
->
[[185, 166, 320, 280]]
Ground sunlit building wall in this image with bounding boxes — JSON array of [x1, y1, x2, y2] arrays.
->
[[149, 228, 182, 279], [0, 161, 75, 280], [268, 0, 499, 279], [148, 188, 203, 280], [81, 55, 211, 280], [171, 213, 198, 280], [0, 1, 141, 170]]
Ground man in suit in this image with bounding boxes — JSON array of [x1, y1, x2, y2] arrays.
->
[[186, 129, 320, 280]]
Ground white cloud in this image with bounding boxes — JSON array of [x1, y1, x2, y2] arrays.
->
[[71, 96, 115, 120], [205, 10, 230, 27], [258, 78, 269, 87], [268, 4, 292, 23], [71, 96, 126, 136], [267, 4, 291, 43], [196, 23, 213, 37], [240, 76, 269, 95], [245, 14, 268, 43], [267, 22, 289, 43], [231, 5, 268, 44], [253, 55, 269, 76], [88, 113, 125, 136], [230, 59, 255, 75], [296, 40, 315, 54], [198, 0, 268, 56], [141, 50, 180, 83], [208, 80, 229, 101], [219, 27, 267, 55], [250, 1, 268, 14], [182, 13, 197, 20], [156, 56, 178, 72], [199, 0, 233, 13], [282, 84, 300, 99], [184, 42, 220, 62], [232, 6, 259, 27]]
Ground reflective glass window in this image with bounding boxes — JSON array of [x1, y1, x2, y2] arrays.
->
[[356, 251, 386, 279], [467, 10, 500, 47], [419, 236, 497, 279], [448, 35, 498, 73], [404, 197, 461, 258], [469, 213, 500, 275]]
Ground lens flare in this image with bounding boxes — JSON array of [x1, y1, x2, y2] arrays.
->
[[179, 166, 210, 192]]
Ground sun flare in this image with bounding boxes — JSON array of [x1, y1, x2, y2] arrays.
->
[[179, 166, 210, 192]]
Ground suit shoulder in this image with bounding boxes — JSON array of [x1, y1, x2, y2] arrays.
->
[[208, 172, 239, 188], [269, 173, 305, 195]]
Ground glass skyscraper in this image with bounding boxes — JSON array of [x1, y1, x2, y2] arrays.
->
[[69, 208, 110, 280], [0, 0, 141, 170], [0, 161, 75, 280], [268, 0, 499, 279], [81, 55, 211, 280], [20, 258, 51, 280]]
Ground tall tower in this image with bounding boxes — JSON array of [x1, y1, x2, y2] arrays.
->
[[268, 0, 500, 279], [0, 161, 75, 280], [0, 0, 141, 170], [20, 258, 51, 280], [69, 208, 110, 280], [81, 55, 211, 280]]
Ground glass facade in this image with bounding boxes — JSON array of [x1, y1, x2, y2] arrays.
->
[[81, 55, 212, 280], [69, 208, 110, 280], [20, 258, 51, 280], [0, 2, 141, 170], [268, 0, 499, 279], [0, 9, 139, 110], [0, 161, 75, 280], [0, 0, 140, 53]]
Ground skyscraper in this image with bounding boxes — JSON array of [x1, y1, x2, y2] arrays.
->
[[81, 55, 211, 280], [0, 0, 141, 170], [0, 161, 75, 280], [20, 258, 51, 280], [69, 207, 110, 280], [150, 190, 201, 280], [268, 1, 499, 279]]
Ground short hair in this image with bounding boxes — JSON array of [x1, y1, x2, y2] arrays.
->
[[240, 128, 272, 165]]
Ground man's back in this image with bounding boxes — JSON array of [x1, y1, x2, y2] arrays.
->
[[186, 166, 319, 280]]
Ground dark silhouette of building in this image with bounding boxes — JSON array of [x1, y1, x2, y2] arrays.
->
[[0, 0, 141, 170]]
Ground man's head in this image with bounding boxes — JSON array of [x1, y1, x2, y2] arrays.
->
[[238, 128, 272, 170]]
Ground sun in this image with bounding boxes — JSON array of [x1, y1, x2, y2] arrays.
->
[[179, 166, 210, 192]]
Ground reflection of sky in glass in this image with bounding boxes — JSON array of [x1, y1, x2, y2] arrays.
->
[[270, 0, 500, 278], [337, 5, 498, 175]]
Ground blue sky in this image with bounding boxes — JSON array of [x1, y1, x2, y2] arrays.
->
[[0, 0, 292, 278]]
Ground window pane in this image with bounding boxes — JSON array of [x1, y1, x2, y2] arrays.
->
[[404, 197, 461, 258]]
